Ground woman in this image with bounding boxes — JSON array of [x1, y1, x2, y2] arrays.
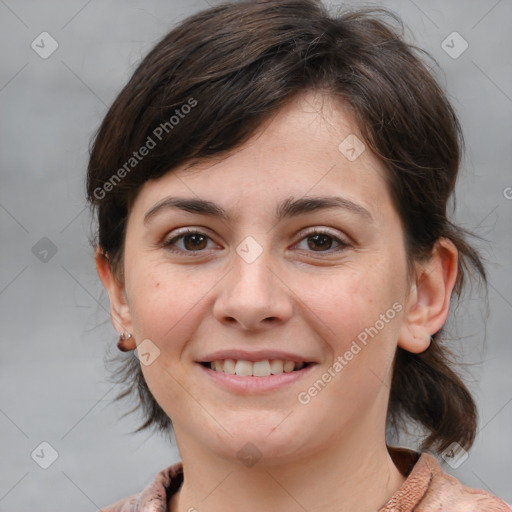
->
[[87, 1, 510, 510]]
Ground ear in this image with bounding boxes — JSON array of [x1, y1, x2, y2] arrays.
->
[[398, 238, 458, 354], [95, 247, 136, 350]]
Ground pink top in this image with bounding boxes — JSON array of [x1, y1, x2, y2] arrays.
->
[[101, 448, 511, 511]]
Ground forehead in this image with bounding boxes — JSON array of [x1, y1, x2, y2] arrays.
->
[[130, 91, 392, 223]]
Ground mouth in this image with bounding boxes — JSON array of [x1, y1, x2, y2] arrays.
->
[[196, 358, 317, 394], [198, 359, 313, 377]]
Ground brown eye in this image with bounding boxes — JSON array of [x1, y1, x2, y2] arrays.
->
[[294, 229, 350, 254], [307, 233, 334, 251], [164, 230, 215, 254], [181, 233, 208, 251]]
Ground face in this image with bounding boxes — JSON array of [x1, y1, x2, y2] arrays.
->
[[105, 91, 424, 465]]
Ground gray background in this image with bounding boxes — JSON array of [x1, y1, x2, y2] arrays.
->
[[1, 0, 511, 510]]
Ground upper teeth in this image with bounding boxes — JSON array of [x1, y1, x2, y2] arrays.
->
[[209, 359, 305, 376]]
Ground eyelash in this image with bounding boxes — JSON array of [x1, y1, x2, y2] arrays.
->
[[162, 227, 350, 256]]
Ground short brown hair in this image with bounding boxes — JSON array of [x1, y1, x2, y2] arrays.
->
[[87, 0, 486, 454]]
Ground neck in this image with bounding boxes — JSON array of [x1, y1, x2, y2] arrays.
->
[[169, 423, 406, 512]]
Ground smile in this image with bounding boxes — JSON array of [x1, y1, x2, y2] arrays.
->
[[197, 359, 317, 394], [200, 359, 310, 376]]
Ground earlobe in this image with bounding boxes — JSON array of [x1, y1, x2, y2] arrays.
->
[[398, 238, 458, 354], [95, 247, 136, 350]]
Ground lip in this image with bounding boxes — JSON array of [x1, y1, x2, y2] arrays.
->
[[196, 349, 315, 364], [196, 361, 317, 394]]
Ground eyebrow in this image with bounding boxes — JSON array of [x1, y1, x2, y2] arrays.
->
[[143, 195, 373, 225]]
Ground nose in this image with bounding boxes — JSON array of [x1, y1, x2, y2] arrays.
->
[[213, 246, 294, 332]]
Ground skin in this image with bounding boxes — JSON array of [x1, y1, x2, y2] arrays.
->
[[97, 90, 458, 512]]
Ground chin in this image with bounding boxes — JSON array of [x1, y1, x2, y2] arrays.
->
[[211, 421, 311, 465]]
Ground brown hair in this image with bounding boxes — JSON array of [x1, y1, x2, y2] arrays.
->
[[87, 0, 486, 454]]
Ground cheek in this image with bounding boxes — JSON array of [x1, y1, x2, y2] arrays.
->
[[303, 261, 405, 392], [126, 261, 202, 344], [308, 265, 402, 343], [126, 264, 212, 407]]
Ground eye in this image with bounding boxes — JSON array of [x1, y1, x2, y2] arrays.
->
[[293, 228, 350, 254], [162, 227, 350, 256], [163, 229, 217, 254]]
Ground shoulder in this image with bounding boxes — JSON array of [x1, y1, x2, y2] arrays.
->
[[101, 495, 138, 512], [100, 461, 184, 512], [419, 453, 511, 512], [388, 449, 511, 512]]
